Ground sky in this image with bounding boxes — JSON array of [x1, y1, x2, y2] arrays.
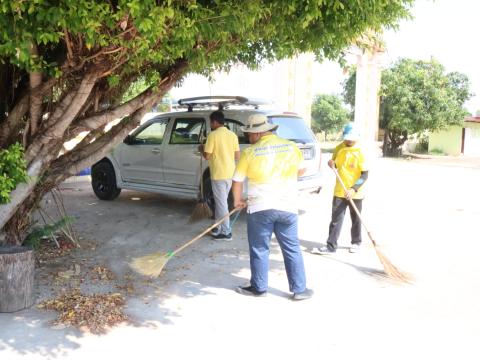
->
[[313, 0, 479, 114]]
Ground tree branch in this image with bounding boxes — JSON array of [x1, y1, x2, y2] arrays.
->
[[25, 71, 98, 164], [49, 108, 147, 184], [68, 58, 188, 139], [29, 42, 43, 137], [0, 77, 58, 147], [0, 158, 44, 230], [0, 94, 29, 147]]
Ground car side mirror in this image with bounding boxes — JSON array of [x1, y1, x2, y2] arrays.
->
[[123, 135, 133, 145]]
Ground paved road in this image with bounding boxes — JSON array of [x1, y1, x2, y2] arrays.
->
[[1, 155, 479, 359]]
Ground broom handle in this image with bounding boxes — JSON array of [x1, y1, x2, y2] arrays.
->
[[171, 208, 238, 257], [332, 167, 377, 247]]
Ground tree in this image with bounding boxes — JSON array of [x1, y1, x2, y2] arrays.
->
[[311, 94, 349, 140], [380, 59, 472, 156], [342, 67, 356, 120], [0, 0, 414, 244], [342, 59, 472, 156]]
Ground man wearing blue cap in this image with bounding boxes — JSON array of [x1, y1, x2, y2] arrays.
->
[[313, 122, 368, 254]]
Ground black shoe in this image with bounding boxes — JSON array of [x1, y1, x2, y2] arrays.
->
[[292, 288, 314, 301], [311, 245, 336, 255], [210, 227, 220, 236], [235, 285, 267, 297], [212, 233, 232, 241]]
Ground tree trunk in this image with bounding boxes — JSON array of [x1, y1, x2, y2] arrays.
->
[[382, 128, 406, 157], [0, 59, 189, 244], [0, 246, 35, 312]]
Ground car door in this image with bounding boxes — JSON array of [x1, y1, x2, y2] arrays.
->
[[225, 118, 249, 148], [115, 118, 168, 184], [162, 116, 206, 186]]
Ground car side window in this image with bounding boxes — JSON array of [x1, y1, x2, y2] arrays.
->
[[225, 119, 248, 144], [134, 120, 168, 144], [170, 118, 205, 144]]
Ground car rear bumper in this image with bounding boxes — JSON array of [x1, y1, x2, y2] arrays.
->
[[298, 172, 322, 193]]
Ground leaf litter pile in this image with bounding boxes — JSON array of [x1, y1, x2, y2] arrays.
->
[[38, 289, 128, 334]]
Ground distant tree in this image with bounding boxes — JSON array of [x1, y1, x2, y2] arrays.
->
[[380, 59, 472, 156], [311, 94, 350, 140], [342, 68, 356, 120], [342, 58, 472, 156]]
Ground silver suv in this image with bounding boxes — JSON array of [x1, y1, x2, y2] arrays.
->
[[91, 96, 322, 210]]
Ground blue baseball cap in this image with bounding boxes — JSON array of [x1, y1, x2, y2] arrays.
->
[[343, 122, 360, 141]]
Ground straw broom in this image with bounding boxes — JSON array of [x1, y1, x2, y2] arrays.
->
[[189, 143, 213, 223], [332, 168, 412, 283], [131, 208, 239, 277]]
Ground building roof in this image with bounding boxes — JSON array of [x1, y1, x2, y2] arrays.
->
[[465, 116, 480, 123]]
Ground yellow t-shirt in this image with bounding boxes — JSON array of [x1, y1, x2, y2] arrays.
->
[[332, 142, 367, 199], [204, 126, 240, 180], [233, 134, 304, 214]]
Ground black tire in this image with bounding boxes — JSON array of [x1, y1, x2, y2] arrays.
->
[[91, 161, 121, 200], [202, 175, 233, 214]]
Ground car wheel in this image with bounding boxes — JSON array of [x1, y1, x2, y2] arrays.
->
[[202, 175, 233, 214], [91, 161, 121, 200]]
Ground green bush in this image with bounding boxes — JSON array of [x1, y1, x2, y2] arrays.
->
[[429, 148, 445, 155], [23, 216, 74, 249], [0, 143, 28, 204]]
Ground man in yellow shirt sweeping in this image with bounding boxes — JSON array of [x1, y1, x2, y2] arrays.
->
[[232, 114, 313, 300], [313, 122, 368, 254]]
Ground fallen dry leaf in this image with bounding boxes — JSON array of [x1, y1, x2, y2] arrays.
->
[[38, 290, 128, 334], [90, 265, 115, 281]]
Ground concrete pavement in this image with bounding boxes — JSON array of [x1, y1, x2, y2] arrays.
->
[[1, 155, 479, 359]]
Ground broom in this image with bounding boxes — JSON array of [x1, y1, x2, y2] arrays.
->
[[131, 208, 239, 277], [189, 142, 213, 223], [332, 167, 412, 283]]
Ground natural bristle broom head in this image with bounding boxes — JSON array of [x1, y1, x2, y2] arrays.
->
[[189, 201, 212, 223], [374, 248, 413, 284], [130, 252, 171, 278]]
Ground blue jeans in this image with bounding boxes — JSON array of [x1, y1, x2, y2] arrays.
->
[[247, 209, 306, 293]]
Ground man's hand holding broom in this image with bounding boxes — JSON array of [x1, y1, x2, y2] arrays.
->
[[232, 181, 247, 210]]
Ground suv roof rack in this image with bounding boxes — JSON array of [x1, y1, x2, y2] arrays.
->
[[176, 96, 272, 111]]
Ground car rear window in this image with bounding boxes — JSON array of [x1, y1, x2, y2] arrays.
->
[[269, 116, 315, 144]]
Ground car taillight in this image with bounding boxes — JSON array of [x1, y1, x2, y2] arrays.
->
[[301, 147, 314, 160]]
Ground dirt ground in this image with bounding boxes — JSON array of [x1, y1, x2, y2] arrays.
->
[[1, 154, 479, 359]]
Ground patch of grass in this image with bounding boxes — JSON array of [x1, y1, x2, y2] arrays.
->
[[428, 148, 445, 156], [24, 216, 74, 249]]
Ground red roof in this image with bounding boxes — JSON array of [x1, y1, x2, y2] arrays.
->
[[465, 116, 480, 123]]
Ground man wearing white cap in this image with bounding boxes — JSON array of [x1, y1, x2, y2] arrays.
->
[[232, 114, 313, 301], [313, 122, 369, 254]]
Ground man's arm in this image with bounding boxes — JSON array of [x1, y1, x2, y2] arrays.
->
[[204, 152, 212, 160], [197, 144, 212, 160], [232, 181, 246, 209], [351, 171, 368, 192], [345, 171, 369, 200], [234, 151, 240, 161], [203, 132, 214, 160]]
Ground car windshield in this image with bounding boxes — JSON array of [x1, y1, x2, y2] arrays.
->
[[269, 116, 315, 144]]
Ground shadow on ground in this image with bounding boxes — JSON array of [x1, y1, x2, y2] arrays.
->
[[0, 184, 291, 357]]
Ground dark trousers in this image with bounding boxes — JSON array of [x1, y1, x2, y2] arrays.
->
[[326, 196, 363, 249]]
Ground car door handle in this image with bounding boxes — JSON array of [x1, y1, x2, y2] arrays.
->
[[151, 148, 161, 153]]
